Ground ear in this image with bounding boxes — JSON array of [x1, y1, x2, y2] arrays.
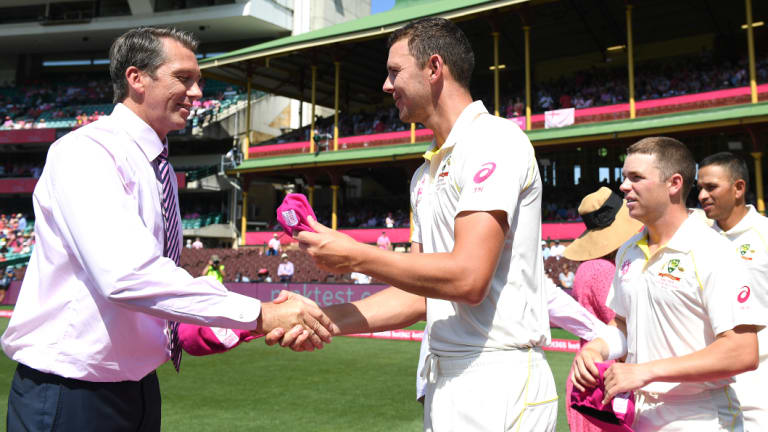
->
[[733, 178, 747, 200], [124, 66, 146, 97], [427, 53, 444, 84], [667, 173, 685, 198]]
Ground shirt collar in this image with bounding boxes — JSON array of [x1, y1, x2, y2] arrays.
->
[[632, 211, 702, 260], [422, 100, 487, 161], [110, 103, 167, 162], [715, 205, 758, 235], [661, 212, 704, 253]]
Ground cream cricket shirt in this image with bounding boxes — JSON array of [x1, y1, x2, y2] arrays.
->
[[409, 101, 550, 358], [714, 205, 768, 327], [607, 213, 762, 395]]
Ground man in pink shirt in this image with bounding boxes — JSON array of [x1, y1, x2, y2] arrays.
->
[[2, 27, 336, 432]]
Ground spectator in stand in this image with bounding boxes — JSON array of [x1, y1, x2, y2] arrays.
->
[[0, 267, 11, 301], [350, 271, 372, 284], [201, 254, 225, 283], [255, 268, 272, 283], [267, 233, 281, 256], [542, 240, 551, 260], [549, 239, 566, 257], [16, 214, 26, 233], [561, 187, 642, 432], [557, 262, 575, 289], [191, 237, 203, 249], [234, 272, 250, 283], [185, 239, 192, 248], [277, 253, 294, 283], [376, 231, 392, 250], [385, 212, 395, 228]]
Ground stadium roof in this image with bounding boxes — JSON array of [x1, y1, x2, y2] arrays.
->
[[200, 0, 768, 111], [200, 0, 527, 68], [230, 101, 768, 175]]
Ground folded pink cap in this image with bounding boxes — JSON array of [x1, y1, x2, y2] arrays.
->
[[276, 193, 317, 236], [570, 362, 635, 432]]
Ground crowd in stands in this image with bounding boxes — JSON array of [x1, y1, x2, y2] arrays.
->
[[256, 50, 768, 147], [0, 213, 35, 290], [338, 207, 409, 229], [505, 51, 768, 115], [542, 240, 579, 291], [0, 77, 245, 132], [0, 162, 43, 178]]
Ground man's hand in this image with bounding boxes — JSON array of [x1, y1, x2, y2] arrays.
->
[[571, 344, 604, 392], [256, 290, 339, 350], [296, 216, 361, 273], [602, 362, 652, 404]]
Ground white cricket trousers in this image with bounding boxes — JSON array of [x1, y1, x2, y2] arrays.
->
[[633, 386, 744, 431], [423, 348, 557, 432]]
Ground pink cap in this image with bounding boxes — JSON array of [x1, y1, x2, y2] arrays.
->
[[276, 193, 317, 236], [570, 362, 635, 432]]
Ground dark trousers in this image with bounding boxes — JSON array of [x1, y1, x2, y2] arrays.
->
[[7, 363, 161, 432]]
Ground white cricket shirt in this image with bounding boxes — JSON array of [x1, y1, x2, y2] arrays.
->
[[410, 101, 550, 358], [608, 213, 763, 395]]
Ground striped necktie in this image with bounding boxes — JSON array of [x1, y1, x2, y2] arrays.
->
[[156, 145, 182, 372]]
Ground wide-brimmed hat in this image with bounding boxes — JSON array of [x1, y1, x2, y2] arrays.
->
[[564, 187, 642, 261]]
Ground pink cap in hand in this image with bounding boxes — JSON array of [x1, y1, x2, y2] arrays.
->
[[276, 193, 317, 236], [570, 362, 635, 432]]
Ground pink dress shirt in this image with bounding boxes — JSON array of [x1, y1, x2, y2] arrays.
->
[[1, 104, 262, 382]]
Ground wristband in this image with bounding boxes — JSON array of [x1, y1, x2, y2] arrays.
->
[[599, 326, 628, 360]]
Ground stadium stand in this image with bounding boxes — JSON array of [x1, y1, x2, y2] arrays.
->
[[179, 247, 351, 284]]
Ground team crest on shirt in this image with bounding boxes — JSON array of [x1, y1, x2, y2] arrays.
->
[[435, 155, 452, 187], [739, 244, 755, 261], [658, 258, 684, 281]]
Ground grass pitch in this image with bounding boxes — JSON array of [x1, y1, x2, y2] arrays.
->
[[0, 319, 576, 431]]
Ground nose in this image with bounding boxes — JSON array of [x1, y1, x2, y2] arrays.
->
[[619, 177, 631, 195], [382, 75, 393, 94], [697, 188, 707, 204], [189, 80, 203, 100]]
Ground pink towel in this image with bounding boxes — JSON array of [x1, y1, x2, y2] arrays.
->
[[276, 193, 317, 237], [570, 362, 635, 432], [178, 324, 257, 356]]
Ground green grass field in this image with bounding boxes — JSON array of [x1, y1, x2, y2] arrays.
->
[[0, 319, 577, 431]]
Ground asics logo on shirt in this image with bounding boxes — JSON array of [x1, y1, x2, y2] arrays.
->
[[738, 286, 751, 303], [473, 162, 496, 184]]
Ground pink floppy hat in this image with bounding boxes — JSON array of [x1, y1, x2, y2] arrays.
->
[[570, 362, 635, 432], [276, 193, 317, 236]]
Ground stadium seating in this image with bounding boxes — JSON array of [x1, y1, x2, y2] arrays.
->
[[179, 247, 351, 283]]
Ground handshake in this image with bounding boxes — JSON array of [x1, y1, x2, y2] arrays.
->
[[253, 290, 340, 351]]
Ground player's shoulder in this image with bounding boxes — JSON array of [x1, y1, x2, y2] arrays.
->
[[688, 220, 739, 269], [617, 230, 645, 259], [474, 114, 530, 144]]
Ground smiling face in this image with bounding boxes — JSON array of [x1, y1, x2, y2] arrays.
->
[[620, 153, 672, 224], [382, 38, 432, 124], [140, 37, 202, 139], [697, 164, 740, 222]]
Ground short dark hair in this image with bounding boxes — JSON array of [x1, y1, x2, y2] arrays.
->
[[700, 151, 750, 192], [109, 27, 198, 103], [387, 17, 474, 89], [627, 137, 696, 198]]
